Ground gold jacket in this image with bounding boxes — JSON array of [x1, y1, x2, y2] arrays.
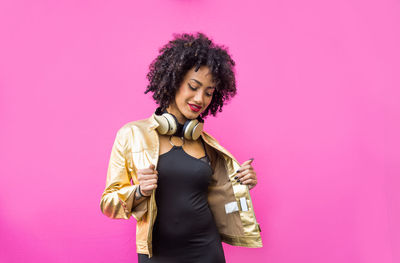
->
[[100, 113, 263, 258]]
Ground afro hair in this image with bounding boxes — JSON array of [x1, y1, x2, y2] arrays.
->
[[144, 32, 237, 118]]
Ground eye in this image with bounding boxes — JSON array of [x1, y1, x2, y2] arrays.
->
[[188, 84, 197, 91], [189, 84, 213, 97]]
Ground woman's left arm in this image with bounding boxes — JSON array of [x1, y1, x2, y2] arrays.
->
[[234, 158, 258, 190]]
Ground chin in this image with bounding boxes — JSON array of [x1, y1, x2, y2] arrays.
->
[[185, 113, 198, 120], [184, 110, 200, 120], [180, 104, 202, 120]]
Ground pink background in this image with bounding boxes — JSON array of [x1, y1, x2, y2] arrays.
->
[[0, 0, 399, 262]]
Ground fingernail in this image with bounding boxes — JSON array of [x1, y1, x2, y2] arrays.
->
[[237, 179, 240, 183], [240, 182, 243, 185], [250, 157, 254, 161], [234, 176, 238, 179], [236, 169, 240, 173]]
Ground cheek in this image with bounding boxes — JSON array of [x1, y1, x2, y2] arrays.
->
[[177, 89, 190, 101], [174, 91, 186, 105]]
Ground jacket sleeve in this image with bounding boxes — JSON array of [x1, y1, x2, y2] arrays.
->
[[100, 127, 148, 220]]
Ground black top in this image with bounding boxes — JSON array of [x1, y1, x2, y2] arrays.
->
[[138, 138, 226, 263]]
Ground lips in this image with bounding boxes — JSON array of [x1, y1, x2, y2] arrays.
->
[[188, 103, 201, 112]]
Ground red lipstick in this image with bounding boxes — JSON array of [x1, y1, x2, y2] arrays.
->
[[188, 103, 201, 112]]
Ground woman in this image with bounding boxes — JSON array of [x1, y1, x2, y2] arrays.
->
[[100, 32, 262, 263]]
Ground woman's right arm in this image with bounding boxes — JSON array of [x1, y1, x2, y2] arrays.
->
[[99, 127, 149, 221]]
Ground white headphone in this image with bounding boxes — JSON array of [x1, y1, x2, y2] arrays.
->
[[153, 106, 204, 140]]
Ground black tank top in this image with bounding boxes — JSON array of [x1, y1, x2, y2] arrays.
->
[[138, 137, 226, 263]]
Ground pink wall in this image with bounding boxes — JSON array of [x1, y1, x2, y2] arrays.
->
[[0, 0, 399, 262]]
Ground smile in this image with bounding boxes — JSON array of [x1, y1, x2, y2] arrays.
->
[[188, 103, 201, 112]]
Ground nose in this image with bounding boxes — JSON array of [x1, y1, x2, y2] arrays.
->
[[193, 90, 204, 105]]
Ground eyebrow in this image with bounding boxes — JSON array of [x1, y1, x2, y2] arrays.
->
[[190, 79, 216, 89]]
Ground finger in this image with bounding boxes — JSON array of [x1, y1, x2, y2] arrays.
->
[[138, 173, 158, 181], [240, 158, 254, 167], [138, 164, 157, 174], [138, 173, 158, 180], [142, 184, 157, 192], [236, 164, 254, 174], [241, 178, 256, 187], [237, 173, 254, 182], [138, 168, 159, 175], [234, 169, 251, 180], [236, 164, 253, 173], [141, 184, 157, 192], [143, 179, 158, 185], [142, 186, 157, 196], [235, 165, 254, 177]]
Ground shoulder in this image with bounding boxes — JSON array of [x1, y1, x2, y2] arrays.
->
[[114, 116, 153, 141], [117, 117, 152, 134], [111, 116, 155, 153], [201, 130, 221, 144]]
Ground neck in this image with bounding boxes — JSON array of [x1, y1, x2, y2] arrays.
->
[[166, 104, 187, 125]]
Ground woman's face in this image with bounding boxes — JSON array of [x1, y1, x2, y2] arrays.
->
[[166, 66, 216, 124]]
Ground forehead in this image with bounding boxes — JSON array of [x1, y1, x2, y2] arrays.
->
[[185, 66, 215, 85]]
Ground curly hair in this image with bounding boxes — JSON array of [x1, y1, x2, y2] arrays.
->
[[144, 32, 237, 119]]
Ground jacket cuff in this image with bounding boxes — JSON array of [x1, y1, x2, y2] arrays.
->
[[124, 185, 148, 221], [116, 184, 136, 217]]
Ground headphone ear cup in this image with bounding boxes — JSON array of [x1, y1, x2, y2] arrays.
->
[[191, 121, 204, 140], [163, 113, 178, 135], [183, 119, 203, 140], [182, 120, 193, 140], [154, 114, 170, 135]]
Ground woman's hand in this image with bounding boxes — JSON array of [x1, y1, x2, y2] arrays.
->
[[234, 158, 258, 190], [136, 163, 158, 197]]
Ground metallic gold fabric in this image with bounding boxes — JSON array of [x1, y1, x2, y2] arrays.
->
[[100, 113, 263, 258]]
